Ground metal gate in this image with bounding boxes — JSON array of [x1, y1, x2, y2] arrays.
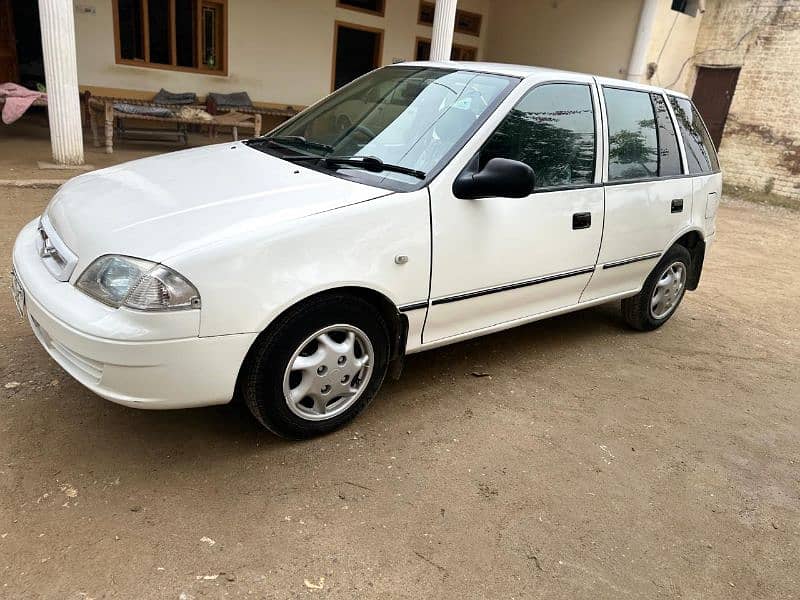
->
[[692, 66, 741, 150]]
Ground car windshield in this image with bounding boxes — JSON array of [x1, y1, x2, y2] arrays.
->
[[260, 66, 518, 189]]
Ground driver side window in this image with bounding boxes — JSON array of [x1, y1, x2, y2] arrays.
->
[[481, 83, 596, 189]]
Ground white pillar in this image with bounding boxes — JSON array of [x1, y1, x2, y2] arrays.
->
[[627, 0, 659, 83], [39, 0, 84, 165], [430, 0, 458, 62]]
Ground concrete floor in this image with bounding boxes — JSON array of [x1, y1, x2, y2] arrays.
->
[[0, 111, 224, 183], [0, 153, 799, 598]]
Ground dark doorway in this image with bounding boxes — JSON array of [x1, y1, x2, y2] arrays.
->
[[6, 0, 44, 89], [692, 66, 740, 149], [333, 23, 382, 91], [0, 0, 18, 83]]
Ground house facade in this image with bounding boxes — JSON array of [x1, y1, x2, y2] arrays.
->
[[62, 0, 702, 107], [5, 0, 709, 108], [5, 0, 798, 204]]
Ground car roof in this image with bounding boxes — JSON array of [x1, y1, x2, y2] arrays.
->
[[396, 61, 689, 99]]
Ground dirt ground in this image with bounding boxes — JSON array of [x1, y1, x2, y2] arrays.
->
[[1, 180, 799, 599]]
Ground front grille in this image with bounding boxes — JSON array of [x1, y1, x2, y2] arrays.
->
[[36, 215, 78, 282]]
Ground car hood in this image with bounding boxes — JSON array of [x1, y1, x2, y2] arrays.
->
[[46, 142, 391, 269]]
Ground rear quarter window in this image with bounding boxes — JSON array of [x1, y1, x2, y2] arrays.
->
[[668, 96, 720, 174]]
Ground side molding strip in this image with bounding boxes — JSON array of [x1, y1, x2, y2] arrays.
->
[[431, 266, 596, 306], [399, 301, 429, 312], [602, 251, 661, 270]]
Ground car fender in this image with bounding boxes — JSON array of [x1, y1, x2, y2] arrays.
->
[[168, 188, 432, 340]]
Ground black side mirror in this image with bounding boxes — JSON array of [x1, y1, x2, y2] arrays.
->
[[453, 157, 535, 200]]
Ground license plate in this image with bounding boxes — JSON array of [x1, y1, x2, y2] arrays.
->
[[10, 269, 26, 318]]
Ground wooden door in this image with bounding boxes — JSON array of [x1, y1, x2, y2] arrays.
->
[[692, 66, 740, 149], [0, 0, 18, 83]]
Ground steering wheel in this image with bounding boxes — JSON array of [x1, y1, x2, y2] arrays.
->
[[351, 123, 377, 143]]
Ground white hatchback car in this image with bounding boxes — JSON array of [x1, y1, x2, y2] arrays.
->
[[12, 62, 721, 438]]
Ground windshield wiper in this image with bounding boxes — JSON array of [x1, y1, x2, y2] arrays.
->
[[291, 154, 427, 180], [252, 135, 334, 153]]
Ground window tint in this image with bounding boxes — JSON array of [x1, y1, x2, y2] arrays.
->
[[604, 88, 659, 180], [651, 93, 682, 176], [668, 96, 719, 174], [481, 83, 596, 188]]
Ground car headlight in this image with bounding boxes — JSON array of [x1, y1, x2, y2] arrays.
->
[[76, 255, 201, 311]]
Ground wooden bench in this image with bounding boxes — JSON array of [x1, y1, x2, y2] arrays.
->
[[87, 97, 265, 154]]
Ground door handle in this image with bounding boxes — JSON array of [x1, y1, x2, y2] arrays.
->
[[572, 212, 591, 229], [671, 198, 684, 213]]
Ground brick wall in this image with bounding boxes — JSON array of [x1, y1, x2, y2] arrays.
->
[[691, 0, 800, 203]]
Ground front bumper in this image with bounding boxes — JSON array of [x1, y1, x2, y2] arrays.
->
[[12, 219, 257, 409]]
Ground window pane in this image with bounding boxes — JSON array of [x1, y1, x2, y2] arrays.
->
[[668, 96, 719, 174], [415, 40, 431, 61], [651, 93, 682, 176], [339, 0, 384, 13], [147, 0, 170, 65], [175, 0, 196, 68], [419, 2, 434, 25], [452, 46, 477, 61], [273, 68, 515, 187], [419, 2, 481, 36], [605, 88, 659, 181], [202, 3, 221, 69], [454, 10, 481, 36], [118, 0, 143, 60], [482, 84, 596, 188]]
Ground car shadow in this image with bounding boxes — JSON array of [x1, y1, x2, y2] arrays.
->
[[10, 301, 633, 478]]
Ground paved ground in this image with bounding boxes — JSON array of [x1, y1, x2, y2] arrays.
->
[[0, 113, 215, 183], [0, 186, 798, 599]]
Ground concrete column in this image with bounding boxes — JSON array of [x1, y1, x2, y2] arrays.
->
[[39, 0, 84, 165], [430, 0, 458, 62], [627, 0, 659, 83]]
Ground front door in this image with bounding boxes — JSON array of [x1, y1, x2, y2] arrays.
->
[[692, 66, 740, 149], [0, 0, 18, 83], [424, 80, 605, 343], [332, 23, 383, 91]]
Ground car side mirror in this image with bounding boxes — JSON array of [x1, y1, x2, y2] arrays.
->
[[453, 157, 535, 200]]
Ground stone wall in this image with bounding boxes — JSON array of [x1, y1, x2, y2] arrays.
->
[[691, 0, 800, 202]]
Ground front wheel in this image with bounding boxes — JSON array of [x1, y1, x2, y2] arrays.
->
[[621, 245, 691, 331], [241, 295, 390, 439]]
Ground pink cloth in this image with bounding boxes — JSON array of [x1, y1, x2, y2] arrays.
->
[[0, 83, 47, 125]]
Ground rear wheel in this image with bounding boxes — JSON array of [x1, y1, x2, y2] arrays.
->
[[621, 245, 691, 331], [242, 294, 390, 439]]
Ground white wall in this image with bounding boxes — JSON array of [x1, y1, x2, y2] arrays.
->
[[74, 0, 490, 107], [643, 1, 703, 93], [483, 0, 643, 78]]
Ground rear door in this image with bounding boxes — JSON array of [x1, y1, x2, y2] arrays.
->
[[668, 95, 723, 236], [581, 84, 692, 302], [423, 79, 605, 343]]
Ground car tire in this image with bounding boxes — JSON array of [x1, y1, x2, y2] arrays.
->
[[621, 245, 692, 332], [241, 294, 390, 439]]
